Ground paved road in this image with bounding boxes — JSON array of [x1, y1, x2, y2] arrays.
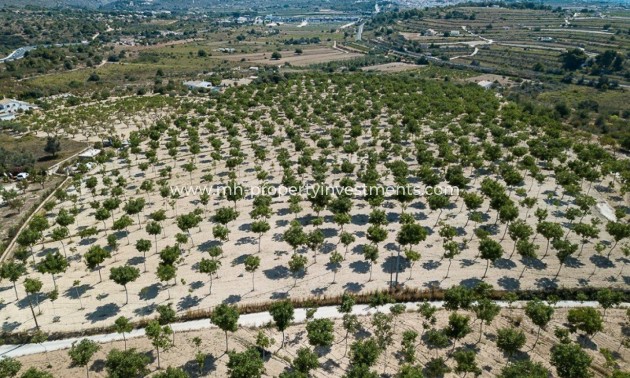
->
[[0, 300, 624, 359], [0, 41, 90, 64], [0, 46, 37, 63], [356, 23, 364, 41]]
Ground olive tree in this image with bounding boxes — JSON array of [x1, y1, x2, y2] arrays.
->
[[68, 339, 101, 378], [270, 300, 294, 348], [211, 303, 239, 352]]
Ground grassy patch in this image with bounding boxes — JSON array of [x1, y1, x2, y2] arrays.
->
[[0, 133, 87, 171]]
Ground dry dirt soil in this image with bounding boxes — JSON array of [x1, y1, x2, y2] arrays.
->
[[219, 47, 363, 66], [14, 308, 629, 377]]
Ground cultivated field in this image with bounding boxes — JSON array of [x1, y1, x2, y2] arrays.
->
[[371, 6, 630, 86], [361, 62, 425, 73], [219, 47, 363, 66], [1, 73, 628, 337], [12, 308, 630, 377]]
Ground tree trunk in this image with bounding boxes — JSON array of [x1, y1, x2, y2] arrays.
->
[[97, 267, 102, 282], [188, 230, 195, 247], [124, 285, 129, 305], [478, 322, 484, 343], [555, 263, 563, 279], [501, 224, 509, 241], [75, 287, 84, 309], [28, 297, 40, 330], [225, 331, 229, 352], [394, 247, 401, 286], [13, 282, 18, 300], [532, 327, 542, 350], [542, 240, 550, 259], [608, 241, 618, 258], [434, 210, 442, 227], [445, 259, 452, 278], [483, 260, 489, 278]]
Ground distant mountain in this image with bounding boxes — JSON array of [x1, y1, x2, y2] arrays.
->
[[0, 0, 117, 8], [0, 0, 368, 12]]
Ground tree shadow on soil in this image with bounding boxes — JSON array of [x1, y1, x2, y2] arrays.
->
[[181, 354, 217, 377], [321, 358, 342, 374], [349, 261, 370, 274], [64, 284, 92, 299], [263, 265, 290, 280], [2, 321, 20, 333], [222, 295, 241, 304], [493, 258, 517, 270], [138, 283, 160, 300], [422, 260, 441, 271], [196, 239, 221, 252], [312, 287, 328, 296], [85, 303, 120, 323], [134, 303, 156, 316], [179, 294, 202, 310], [563, 256, 584, 269], [351, 214, 368, 226], [460, 278, 483, 289], [270, 291, 288, 300], [590, 255, 614, 269], [497, 276, 520, 290], [235, 236, 257, 246], [534, 277, 558, 290], [343, 282, 364, 293]]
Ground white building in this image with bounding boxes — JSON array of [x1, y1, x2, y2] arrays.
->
[[0, 99, 36, 118], [449, 30, 460, 37], [78, 148, 101, 160], [183, 80, 214, 90], [477, 80, 494, 89], [217, 48, 236, 54]]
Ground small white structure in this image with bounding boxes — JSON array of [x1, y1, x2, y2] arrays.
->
[[0, 99, 36, 118], [425, 29, 437, 36], [183, 80, 214, 90], [449, 30, 460, 37], [249, 66, 259, 72], [477, 80, 494, 89], [596, 201, 617, 222], [78, 148, 101, 160]]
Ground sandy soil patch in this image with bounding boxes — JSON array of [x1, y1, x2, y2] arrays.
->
[[219, 47, 363, 66], [361, 62, 425, 73], [465, 74, 517, 87], [13, 308, 629, 377], [1, 79, 627, 339]]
